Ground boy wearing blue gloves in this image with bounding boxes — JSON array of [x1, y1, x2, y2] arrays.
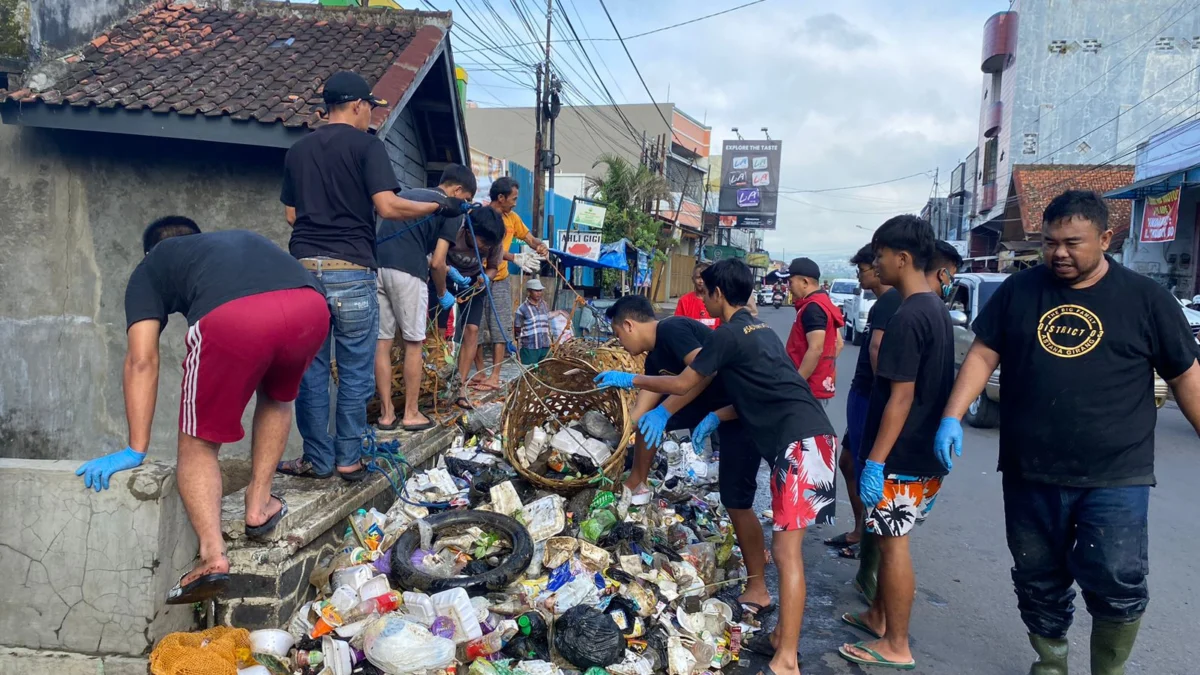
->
[[837, 217, 955, 670], [600, 294, 772, 618]]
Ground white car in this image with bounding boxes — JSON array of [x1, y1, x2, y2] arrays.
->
[[842, 288, 877, 346], [828, 278, 859, 309]]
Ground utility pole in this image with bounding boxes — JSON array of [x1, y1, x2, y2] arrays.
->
[[532, 64, 544, 238], [545, 74, 562, 244], [532, 0, 554, 239]]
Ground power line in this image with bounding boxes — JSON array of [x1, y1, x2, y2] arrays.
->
[[596, 0, 675, 133], [776, 171, 935, 194]]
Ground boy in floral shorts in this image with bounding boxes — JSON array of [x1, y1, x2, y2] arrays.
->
[[597, 259, 835, 675]]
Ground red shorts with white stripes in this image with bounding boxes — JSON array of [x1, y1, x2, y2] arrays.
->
[[180, 288, 329, 443]]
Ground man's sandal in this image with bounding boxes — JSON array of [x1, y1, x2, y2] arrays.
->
[[838, 642, 915, 670]]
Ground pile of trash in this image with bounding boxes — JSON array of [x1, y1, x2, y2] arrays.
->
[[514, 410, 623, 482], [171, 404, 762, 675]]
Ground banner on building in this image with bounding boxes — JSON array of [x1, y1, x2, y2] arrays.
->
[[746, 252, 771, 268], [571, 198, 607, 230], [1140, 188, 1181, 243], [470, 148, 507, 205], [705, 245, 746, 261], [717, 140, 782, 229], [557, 231, 603, 260]]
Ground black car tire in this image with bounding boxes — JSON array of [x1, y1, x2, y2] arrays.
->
[[964, 392, 1000, 429], [389, 509, 534, 594]]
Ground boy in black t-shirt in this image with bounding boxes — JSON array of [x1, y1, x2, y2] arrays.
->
[[837, 216, 954, 671], [597, 260, 835, 675], [601, 295, 772, 618], [937, 191, 1200, 674]]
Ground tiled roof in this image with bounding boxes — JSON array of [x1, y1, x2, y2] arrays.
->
[[1010, 164, 1135, 249], [0, 1, 450, 130]]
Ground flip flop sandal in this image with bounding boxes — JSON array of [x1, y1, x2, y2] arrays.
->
[[454, 396, 476, 411], [838, 642, 915, 670], [841, 612, 884, 639], [402, 420, 437, 432], [741, 632, 777, 657], [824, 532, 857, 547], [375, 418, 401, 431], [166, 570, 229, 605], [276, 458, 332, 479], [741, 601, 777, 620], [838, 543, 862, 559], [245, 495, 288, 539]]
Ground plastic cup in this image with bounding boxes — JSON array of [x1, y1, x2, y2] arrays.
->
[[248, 629, 295, 658]]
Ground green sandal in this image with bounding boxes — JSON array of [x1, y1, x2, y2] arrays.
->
[[840, 613, 883, 639], [838, 642, 915, 670]]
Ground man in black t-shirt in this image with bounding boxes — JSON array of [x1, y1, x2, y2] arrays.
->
[[837, 217, 954, 671], [597, 260, 834, 675], [602, 295, 772, 617], [278, 71, 464, 482], [74, 218, 330, 606], [937, 191, 1200, 674], [373, 164, 477, 432]]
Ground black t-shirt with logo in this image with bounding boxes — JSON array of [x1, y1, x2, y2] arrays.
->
[[376, 187, 462, 280], [850, 287, 902, 395], [281, 123, 399, 269], [124, 230, 319, 329], [691, 309, 834, 461], [861, 292, 954, 476], [973, 260, 1198, 487], [644, 317, 729, 412]]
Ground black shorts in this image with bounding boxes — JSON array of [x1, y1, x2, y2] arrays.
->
[[453, 285, 488, 340], [668, 405, 760, 510]]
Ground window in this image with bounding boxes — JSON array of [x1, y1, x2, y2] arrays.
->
[[950, 284, 970, 316], [830, 281, 857, 295], [990, 71, 1003, 100], [1049, 39, 1069, 54], [1081, 38, 1102, 53], [1023, 133, 1038, 155], [978, 281, 1003, 313], [982, 137, 999, 185]]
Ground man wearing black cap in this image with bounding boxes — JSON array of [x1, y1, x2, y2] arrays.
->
[[278, 70, 465, 481], [783, 257, 845, 407]]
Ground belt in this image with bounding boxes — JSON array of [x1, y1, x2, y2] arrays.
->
[[299, 258, 368, 272]]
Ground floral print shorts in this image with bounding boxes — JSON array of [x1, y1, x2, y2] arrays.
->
[[865, 474, 943, 537]]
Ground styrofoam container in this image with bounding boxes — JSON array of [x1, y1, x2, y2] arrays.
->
[[332, 564, 376, 592], [357, 574, 391, 603], [248, 629, 295, 657], [431, 587, 482, 643], [323, 635, 354, 675], [401, 591, 437, 626]]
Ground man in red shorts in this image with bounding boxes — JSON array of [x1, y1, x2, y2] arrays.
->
[[597, 258, 835, 675], [73, 217, 330, 605]]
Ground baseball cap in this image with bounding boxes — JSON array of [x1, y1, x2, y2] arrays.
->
[[779, 257, 821, 281], [322, 71, 387, 107], [526, 278, 545, 291]]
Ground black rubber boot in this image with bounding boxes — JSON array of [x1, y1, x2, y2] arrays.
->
[[1028, 633, 1069, 675], [1090, 618, 1141, 675]]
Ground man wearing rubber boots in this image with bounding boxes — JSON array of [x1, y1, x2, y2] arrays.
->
[[935, 190, 1200, 675], [601, 294, 773, 623], [74, 218, 330, 604]]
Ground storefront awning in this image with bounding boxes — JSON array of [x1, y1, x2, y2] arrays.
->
[[1105, 164, 1198, 199]]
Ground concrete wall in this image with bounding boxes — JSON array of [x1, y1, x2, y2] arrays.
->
[[0, 0, 143, 61], [0, 123, 292, 460]]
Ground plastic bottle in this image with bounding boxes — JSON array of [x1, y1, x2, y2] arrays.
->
[[516, 611, 547, 640], [340, 591, 401, 623], [580, 510, 618, 543], [461, 629, 506, 661]]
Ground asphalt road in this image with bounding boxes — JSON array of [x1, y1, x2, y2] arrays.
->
[[730, 305, 1198, 675]]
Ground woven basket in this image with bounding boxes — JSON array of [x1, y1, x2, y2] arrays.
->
[[502, 358, 632, 494], [549, 338, 645, 410]]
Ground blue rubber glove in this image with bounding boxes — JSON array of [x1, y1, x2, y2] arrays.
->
[[934, 417, 964, 471], [691, 412, 720, 452], [594, 371, 636, 389], [438, 290, 455, 310], [76, 447, 146, 492], [447, 267, 469, 288], [638, 405, 671, 449], [858, 459, 886, 509]]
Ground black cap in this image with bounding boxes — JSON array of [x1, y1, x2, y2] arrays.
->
[[322, 71, 387, 107], [780, 257, 820, 280]]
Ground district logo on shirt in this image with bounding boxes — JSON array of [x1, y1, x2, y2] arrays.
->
[[1037, 304, 1104, 358]]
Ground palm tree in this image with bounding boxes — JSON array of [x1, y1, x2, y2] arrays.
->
[[585, 153, 670, 217]]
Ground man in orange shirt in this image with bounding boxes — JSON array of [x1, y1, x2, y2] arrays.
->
[[473, 177, 548, 391], [675, 261, 721, 328]]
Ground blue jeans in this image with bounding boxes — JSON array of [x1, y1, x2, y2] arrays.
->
[[1003, 475, 1150, 638], [295, 269, 379, 474]]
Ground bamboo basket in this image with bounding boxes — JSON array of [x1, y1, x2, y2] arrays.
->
[[549, 338, 645, 410], [502, 358, 632, 494]]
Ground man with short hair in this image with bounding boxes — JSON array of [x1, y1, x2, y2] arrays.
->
[[825, 244, 895, 557], [936, 190, 1200, 675], [373, 165, 477, 432], [838, 216, 954, 670], [75, 218, 330, 604], [449, 206, 507, 409], [473, 177, 549, 391], [602, 294, 773, 619], [278, 70, 463, 480], [598, 259, 835, 675], [783, 257, 845, 405], [515, 278, 552, 366], [674, 261, 721, 328]]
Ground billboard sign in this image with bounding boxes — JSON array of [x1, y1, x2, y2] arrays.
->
[[571, 198, 607, 229], [557, 231, 602, 260], [470, 148, 506, 205], [718, 140, 782, 229], [1139, 188, 1180, 243]]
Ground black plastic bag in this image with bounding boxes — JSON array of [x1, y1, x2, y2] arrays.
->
[[553, 606, 625, 668]]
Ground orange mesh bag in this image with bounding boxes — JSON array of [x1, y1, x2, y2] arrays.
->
[[149, 626, 252, 675]]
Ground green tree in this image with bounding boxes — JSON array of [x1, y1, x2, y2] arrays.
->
[[584, 154, 672, 264]]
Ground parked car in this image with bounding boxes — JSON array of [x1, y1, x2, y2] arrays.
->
[[946, 273, 1172, 429], [828, 278, 858, 309], [841, 287, 877, 346], [1176, 297, 1200, 339], [757, 287, 773, 305]]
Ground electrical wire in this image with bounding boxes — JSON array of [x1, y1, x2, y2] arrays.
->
[[776, 171, 936, 194], [595, 0, 675, 133]]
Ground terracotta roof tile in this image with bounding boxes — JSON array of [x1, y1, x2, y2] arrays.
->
[[2, 1, 449, 132], [1010, 164, 1136, 248]]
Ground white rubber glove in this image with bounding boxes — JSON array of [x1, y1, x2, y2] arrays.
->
[[513, 250, 545, 274]]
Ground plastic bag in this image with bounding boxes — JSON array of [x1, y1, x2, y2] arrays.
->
[[552, 606, 625, 668], [361, 616, 455, 674]]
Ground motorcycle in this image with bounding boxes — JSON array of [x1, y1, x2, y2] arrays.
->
[[772, 291, 784, 309]]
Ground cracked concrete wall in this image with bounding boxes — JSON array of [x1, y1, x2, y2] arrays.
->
[[0, 124, 299, 461], [0, 459, 198, 656]]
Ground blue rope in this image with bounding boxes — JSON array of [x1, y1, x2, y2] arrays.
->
[[375, 213, 437, 247], [361, 428, 452, 510], [462, 208, 518, 355]]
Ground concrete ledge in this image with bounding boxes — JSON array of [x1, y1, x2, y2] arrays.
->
[[0, 646, 147, 675]]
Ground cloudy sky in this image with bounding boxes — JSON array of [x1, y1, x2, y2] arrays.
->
[[428, 0, 997, 258]]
